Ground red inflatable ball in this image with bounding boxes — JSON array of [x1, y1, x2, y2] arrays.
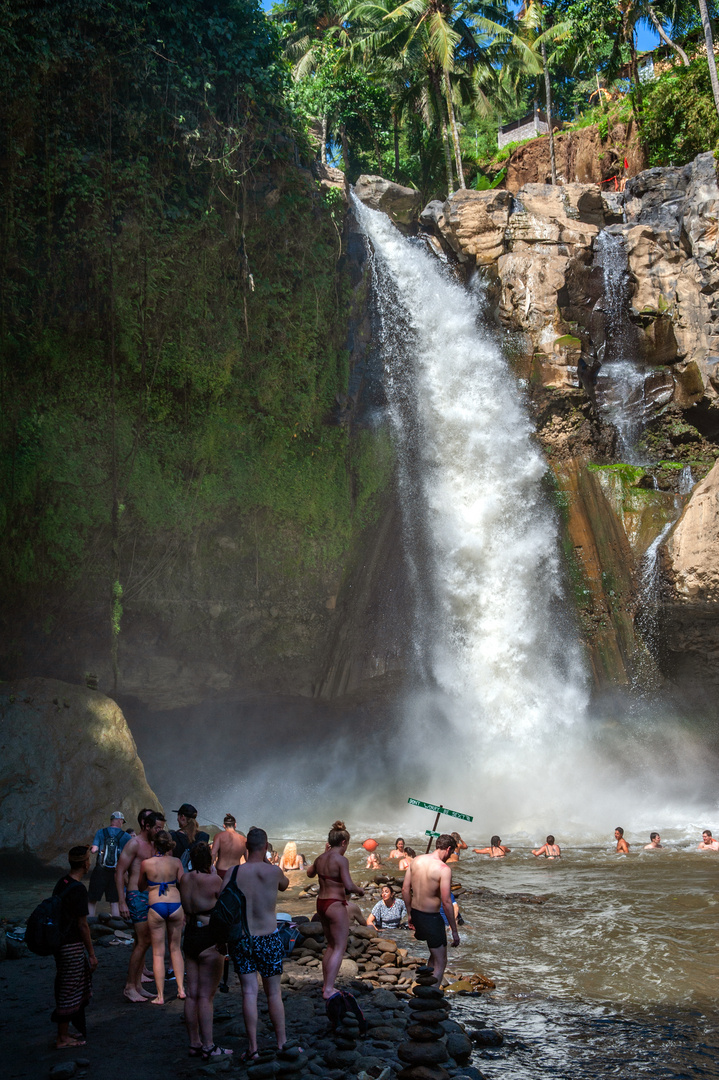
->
[[362, 838, 378, 852]]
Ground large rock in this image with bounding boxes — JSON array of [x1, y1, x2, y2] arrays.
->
[[437, 189, 511, 263], [0, 678, 160, 864], [354, 175, 422, 225], [664, 459, 719, 600]]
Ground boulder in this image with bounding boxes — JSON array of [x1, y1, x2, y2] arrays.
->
[[438, 189, 511, 263], [446, 1030, 473, 1064], [396, 1069, 450, 1080], [398, 1041, 449, 1066], [0, 678, 160, 864], [354, 175, 422, 225], [339, 958, 359, 978], [313, 161, 349, 204], [372, 988, 403, 1010], [664, 459, 719, 600]]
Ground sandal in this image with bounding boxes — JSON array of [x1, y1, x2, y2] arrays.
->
[[202, 1045, 234, 1061], [240, 1049, 260, 1063], [188, 1045, 203, 1057]]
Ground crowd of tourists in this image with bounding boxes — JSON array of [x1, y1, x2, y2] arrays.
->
[[43, 805, 719, 1058]]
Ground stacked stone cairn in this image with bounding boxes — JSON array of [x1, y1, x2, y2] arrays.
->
[[398, 965, 456, 1080]]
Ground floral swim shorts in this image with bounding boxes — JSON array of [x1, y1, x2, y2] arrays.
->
[[126, 889, 149, 924], [233, 930, 284, 978]]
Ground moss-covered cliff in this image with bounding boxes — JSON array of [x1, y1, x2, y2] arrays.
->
[[0, 1, 395, 705]]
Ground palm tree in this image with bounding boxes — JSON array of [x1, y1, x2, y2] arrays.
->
[[348, 0, 534, 193], [697, 0, 719, 118]]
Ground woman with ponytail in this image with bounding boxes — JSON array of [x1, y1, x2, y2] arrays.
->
[[306, 821, 364, 1012]]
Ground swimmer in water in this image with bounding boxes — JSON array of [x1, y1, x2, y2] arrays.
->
[[474, 835, 510, 858], [388, 838, 406, 860], [615, 827, 630, 854], [532, 835, 561, 858], [366, 850, 382, 870], [644, 832, 663, 850], [697, 830, 719, 851]]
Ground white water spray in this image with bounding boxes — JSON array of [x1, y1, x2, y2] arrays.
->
[[353, 198, 717, 835]]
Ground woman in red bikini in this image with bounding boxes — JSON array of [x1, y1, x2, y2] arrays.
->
[[306, 821, 364, 1005]]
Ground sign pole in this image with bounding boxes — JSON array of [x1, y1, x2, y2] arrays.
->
[[426, 809, 442, 853]]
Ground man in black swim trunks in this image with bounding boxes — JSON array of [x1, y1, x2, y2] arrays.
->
[[224, 827, 290, 1060], [402, 834, 459, 985]]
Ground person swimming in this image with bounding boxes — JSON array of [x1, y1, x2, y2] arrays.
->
[[474, 835, 510, 858], [532, 835, 561, 859]]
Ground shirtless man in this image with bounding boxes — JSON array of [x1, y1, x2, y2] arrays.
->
[[211, 815, 247, 872], [532, 835, 561, 858], [697, 830, 719, 851], [226, 827, 290, 1059], [402, 834, 459, 985], [115, 810, 165, 1002], [644, 832, 663, 850], [614, 827, 630, 854]]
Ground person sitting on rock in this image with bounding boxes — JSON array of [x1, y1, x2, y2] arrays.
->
[[398, 846, 416, 872], [474, 835, 511, 858], [532, 835, 561, 858], [279, 841, 305, 871], [211, 814, 247, 872], [447, 833, 468, 863], [367, 884, 407, 930], [388, 838, 406, 860], [697, 830, 719, 851], [51, 846, 98, 1049], [88, 811, 130, 918]]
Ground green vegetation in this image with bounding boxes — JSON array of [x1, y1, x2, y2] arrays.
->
[[0, 0, 396, 677], [641, 59, 719, 165]]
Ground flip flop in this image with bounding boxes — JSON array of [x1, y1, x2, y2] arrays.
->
[[324, 990, 346, 1029], [340, 990, 368, 1036]]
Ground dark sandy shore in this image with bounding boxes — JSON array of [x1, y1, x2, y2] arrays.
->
[[2, 893, 491, 1080]]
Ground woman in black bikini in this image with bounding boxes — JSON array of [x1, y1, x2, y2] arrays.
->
[[473, 835, 511, 858], [178, 842, 230, 1061], [306, 821, 364, 1005], [139, 830, 185, 1004]]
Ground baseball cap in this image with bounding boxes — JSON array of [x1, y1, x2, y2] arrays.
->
[[173, 803, 198, 818], [111, 811, 125, 820]]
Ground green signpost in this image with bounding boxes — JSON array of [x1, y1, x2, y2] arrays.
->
[[408, 798, 473, 852]]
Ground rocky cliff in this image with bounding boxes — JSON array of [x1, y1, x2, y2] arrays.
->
[[0, 678, 160, 864], [378, 153, 719, 701]]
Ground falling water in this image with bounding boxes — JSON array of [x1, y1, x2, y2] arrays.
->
[[354, 195, 589, 770], [594, 230, 649, 459], [353, 196, 718, 833]]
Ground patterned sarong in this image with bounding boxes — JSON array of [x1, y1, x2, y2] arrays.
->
[[53, 942, 92, 1019]]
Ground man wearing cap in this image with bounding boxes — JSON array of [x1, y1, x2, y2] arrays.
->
[[88, 812, 131, 918], [171, 803, 210, 862]]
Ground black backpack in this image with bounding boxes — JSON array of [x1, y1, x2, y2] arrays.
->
[[98, 828, 124, 869], [25, 881, 79, 956], [209, 866, 250, 947]]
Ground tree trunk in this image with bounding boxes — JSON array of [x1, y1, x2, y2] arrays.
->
[[698, 0, 719, 119], [340, 122, 349, 173], [393, 109, 400, 180], [443, 68, 465, 189], [541, 40, 557, 185], [321, 113, 328, 164], [648, 6, 690, 65], [431, 67, 454, 195]]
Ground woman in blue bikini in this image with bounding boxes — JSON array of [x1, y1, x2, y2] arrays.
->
[[139, 830, 185, 1004]]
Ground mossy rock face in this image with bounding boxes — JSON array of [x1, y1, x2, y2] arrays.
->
[[554, 335, 582, 349]]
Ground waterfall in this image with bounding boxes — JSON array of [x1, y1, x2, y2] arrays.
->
[[354, 196, 589, 759], [594, 230, 649, 460]]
